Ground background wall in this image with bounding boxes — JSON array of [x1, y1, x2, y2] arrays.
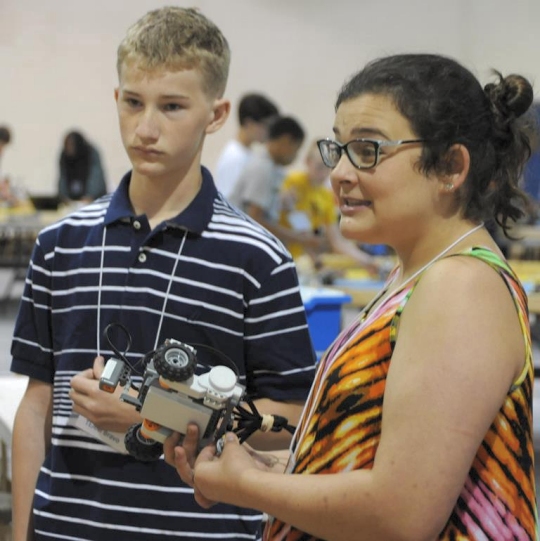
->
[[1, 0, 539, 195]]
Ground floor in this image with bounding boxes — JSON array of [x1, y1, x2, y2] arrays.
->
[[0, 277, 540, 540]]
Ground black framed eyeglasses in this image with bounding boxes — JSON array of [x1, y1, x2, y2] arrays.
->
[[317, 138, 425, 170]]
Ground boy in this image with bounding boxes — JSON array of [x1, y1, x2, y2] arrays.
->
[[11, 7, 315, 541], [229, 115, 323, 253], [214, 93, 279, 197]]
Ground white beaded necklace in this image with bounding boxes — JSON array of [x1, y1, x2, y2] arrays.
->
[[366, 222, 485, 315]]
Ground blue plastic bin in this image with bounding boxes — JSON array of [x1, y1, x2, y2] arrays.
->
[[300, 287, 352, 359]]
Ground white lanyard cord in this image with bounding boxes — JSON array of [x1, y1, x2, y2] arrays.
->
[[96, 227, 107, 357], [153, 230, 187, 351], [96, 224, 188, 356]]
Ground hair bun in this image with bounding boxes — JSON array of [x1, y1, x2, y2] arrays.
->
[[484, 71, 534, 119]]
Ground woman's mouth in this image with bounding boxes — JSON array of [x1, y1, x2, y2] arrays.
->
[[341, 197, 371, 210]]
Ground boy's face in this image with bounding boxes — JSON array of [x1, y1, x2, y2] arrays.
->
[[245, 119, 270, 144], [115, 61, 229, 181], [272, 135, 303, 166]]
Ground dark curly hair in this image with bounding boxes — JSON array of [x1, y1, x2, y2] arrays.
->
[[336, 54, 534, 236]]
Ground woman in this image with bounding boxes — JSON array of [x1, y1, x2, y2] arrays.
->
[[165, 54, 538, 541], [58, 130, 107, 203]]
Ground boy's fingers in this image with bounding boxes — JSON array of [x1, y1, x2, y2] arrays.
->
[[93, 356, 105, 378]]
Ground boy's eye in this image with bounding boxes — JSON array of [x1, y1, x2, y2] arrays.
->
[[125, 98, 141, 108], [163, 103, 183, 112]]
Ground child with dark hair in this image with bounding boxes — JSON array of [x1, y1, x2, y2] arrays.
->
[[214, 92, 279, 197], [58, 130, 107, 203], [0, 125, 11, 147], [229, 115, 324, 253], [0, 125, 15, 205]]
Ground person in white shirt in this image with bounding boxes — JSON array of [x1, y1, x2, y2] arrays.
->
[[214, 93, 278, 197]]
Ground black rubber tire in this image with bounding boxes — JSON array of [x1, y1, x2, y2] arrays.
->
[[124, 423, 163, 462], [153, 343, 197, 382]]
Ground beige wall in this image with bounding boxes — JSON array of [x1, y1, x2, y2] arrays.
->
[[1, 0, 539, 195]]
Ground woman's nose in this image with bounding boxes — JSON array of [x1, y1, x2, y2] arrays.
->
[[330, 152, 357, 187]]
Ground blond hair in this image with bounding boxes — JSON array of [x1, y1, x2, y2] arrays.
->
[[117, 6, 230, 98]]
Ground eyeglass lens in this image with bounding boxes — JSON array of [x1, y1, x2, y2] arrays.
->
[[320, 140, 378, 169]]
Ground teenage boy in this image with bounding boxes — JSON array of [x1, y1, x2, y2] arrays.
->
[[214, 93, 279, 197], [10, 7, 315, 541], [230, 115, 323, 253]]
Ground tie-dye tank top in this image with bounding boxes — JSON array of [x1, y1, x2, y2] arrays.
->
[[265, 247, 538, 541]]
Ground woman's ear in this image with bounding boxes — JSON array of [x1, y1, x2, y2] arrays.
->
[[440, 144, 470, 193], [206, 98, 231, 135]]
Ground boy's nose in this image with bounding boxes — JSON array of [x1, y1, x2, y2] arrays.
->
[[135, 112, 159, 141]]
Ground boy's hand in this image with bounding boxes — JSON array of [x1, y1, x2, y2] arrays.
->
[[70, 356, 139, 432]]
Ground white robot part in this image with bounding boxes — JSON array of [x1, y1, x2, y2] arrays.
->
[[159, 365, 242, 409]]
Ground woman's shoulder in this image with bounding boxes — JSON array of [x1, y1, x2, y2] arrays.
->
[[408, 248, 523, 321]]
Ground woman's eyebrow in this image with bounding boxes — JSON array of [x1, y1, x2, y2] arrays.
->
[[333, 126, 389, 139]]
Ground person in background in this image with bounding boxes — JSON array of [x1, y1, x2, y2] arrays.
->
[[214, 92, 279, 197], [58, 130, 108, 204], [521, 103, 540, 223], [229, 115, 323, 254], [280, 139, 382, 275], [0, 125, 17, 205], [11, 7, 315, 541], [0, 125, 11, 164], [167, 53, 537, 541]]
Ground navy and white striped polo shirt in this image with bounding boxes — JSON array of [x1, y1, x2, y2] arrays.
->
[[11, 167, 316, 541]]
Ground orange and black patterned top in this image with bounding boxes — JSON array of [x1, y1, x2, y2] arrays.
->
[[265, 247, 538, 541]]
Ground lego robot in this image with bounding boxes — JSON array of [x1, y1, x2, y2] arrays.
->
[[99, 338, 245, 461], [98, 325, 294, 461]]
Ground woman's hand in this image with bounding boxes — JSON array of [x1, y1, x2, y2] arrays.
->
[[164, 424, 221, 508], [163, 424, 200, 486], [165, 426, 289, 509], [195, 432, 274, 508]]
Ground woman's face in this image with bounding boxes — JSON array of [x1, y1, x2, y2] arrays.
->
[[330, 93, 435, 247]]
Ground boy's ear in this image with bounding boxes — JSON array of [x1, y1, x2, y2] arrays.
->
[[439, 144, 470, 193], [114, 88, 119, 102], [205, 98, 231, 135]]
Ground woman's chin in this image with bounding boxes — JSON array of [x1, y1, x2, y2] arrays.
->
[[339, 221, 371, 242]]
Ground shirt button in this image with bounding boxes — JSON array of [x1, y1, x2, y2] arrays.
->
[[138, 253, 147, 263], [133, 220, 141, 230]]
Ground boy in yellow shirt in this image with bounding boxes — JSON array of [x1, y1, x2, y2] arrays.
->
[[280, 140, 380, 274]]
